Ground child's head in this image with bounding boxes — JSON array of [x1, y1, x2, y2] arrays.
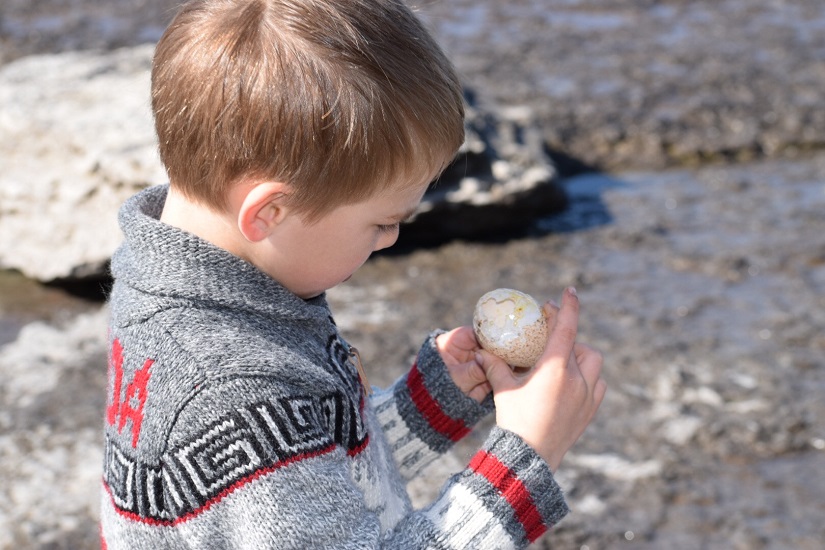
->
[[151, 0, 465, 222]]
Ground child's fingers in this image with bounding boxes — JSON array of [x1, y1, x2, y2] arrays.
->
[[475, 349, 517, 392], [574, 342, 603, 389], [464, 356, 490, 385], [575, 342, 607, 424], [438, 326, 478, 355], [542, 299, 560, 328], [536, 287, 579, 370], [467, 381, 492, 402], [594, 377, 608, 406]]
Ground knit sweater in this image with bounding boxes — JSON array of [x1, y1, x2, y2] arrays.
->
[[100, 184, 569, 549]]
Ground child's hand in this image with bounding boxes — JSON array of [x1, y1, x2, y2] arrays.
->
[[476, 287, 607, 471], [436, 327, 492, 403]]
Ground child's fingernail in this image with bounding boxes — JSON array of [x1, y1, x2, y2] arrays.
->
[[568, 286, 578, 297], [474, 352, 484, 366]]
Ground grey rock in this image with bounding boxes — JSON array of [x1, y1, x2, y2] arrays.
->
[[3, 2, 825, 546], [327, 152, 825, 549], [5, 0, 824, 281], [401, 97, 566, 248], [0, 45, 163, 281]]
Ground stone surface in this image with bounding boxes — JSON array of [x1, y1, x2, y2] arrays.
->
[[0, 308, 108, 549], [328, 153, 825, 549], [4, 0, 825, 280], [400, 98, 565, 247], [0, 45, 162, 281], [422, 0, 825, 171]]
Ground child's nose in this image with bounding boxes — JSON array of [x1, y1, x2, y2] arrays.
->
[[374, 229, 400, 251]]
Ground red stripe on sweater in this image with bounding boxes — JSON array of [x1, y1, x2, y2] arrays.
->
[[469, 450, 548, 542], [348, 435, 370, 457], [406, 362, 470, 442], [104, 438, 369, 526], [347, 394, 370, 456]]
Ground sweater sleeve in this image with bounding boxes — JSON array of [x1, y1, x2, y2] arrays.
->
[[371, 330, 495, 480], [391, 426, 570, 548]]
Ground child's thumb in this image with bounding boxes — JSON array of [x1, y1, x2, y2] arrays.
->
[[474, 350, 514, 391]]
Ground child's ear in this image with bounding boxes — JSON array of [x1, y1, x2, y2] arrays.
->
[[237, 182, 291, 242]]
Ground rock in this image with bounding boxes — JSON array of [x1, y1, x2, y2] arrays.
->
[[0, 46, 564, 282], [6, 0, 824, 281], [0, 45, 163, 281], [3, 1, 825, 548], [398, 95, 566, 248]]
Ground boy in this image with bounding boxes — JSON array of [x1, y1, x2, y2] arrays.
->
[[100, 0, 606, 547]]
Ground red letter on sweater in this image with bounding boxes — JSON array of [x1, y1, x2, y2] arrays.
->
[[106, 339, 125, 426], [118, 358, 154, 448], [107, 338, 154, 448]]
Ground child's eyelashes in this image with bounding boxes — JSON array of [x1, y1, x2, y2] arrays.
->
[[376, 223, 400, 234], [377, 210, 415, 235]]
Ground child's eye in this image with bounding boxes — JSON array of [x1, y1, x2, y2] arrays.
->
[[376, 223, 400, 234]]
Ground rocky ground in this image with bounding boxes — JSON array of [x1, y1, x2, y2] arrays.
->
[[1, 0, 824, 548]]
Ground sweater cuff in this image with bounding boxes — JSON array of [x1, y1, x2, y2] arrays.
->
[[419, 330, 495, 422], [393, 331, 494, 453], [464, 426, 570, 544]]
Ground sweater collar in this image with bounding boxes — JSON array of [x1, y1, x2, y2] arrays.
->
[[111, 184, 330, 323]]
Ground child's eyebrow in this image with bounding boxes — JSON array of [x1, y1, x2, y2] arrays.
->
[[391, 207, 418, 223]]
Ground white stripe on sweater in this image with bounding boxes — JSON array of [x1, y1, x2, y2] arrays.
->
[[425, 482, 512, 549], [374, 395, 439, 479]]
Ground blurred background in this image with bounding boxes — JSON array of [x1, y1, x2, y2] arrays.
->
[[1, 0, 824, 548]]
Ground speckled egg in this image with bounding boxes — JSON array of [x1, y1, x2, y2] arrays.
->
[[473, 288, 548, 369]]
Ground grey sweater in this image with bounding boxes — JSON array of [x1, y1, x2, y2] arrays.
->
[[100, 185, 569, 549]]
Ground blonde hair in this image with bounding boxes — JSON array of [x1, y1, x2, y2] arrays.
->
[[151, 0, 465, 220]]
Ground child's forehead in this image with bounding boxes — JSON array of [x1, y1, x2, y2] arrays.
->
[[399, 153, 456, 188], [365, 172, 429, 202]]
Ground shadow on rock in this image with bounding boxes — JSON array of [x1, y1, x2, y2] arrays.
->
[[533, 172, 627, 235]]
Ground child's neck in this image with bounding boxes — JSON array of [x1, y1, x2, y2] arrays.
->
[[160, 186, 244, 256]]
